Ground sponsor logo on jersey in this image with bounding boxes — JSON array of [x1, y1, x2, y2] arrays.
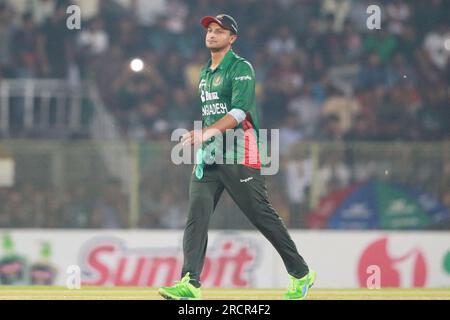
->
[[200, 90, 220, 103], [213, 75, 222, 87], [234, 75, 252, 81]]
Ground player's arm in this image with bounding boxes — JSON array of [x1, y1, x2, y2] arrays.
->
[[204, 112, 241, 137], [182, 61, 255, 145], [181, 113, 240, 145]]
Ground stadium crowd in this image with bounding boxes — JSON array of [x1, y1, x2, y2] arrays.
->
[[0, 0, 449, 229], [0, 0, 449, 141]]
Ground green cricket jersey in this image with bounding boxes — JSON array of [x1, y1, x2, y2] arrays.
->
[[198, 49, 262, 168]]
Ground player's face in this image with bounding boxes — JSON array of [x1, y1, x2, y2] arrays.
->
[[205, 22, 236, 52]]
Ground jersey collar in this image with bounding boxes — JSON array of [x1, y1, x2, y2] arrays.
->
[[207, 49, 235, 73]]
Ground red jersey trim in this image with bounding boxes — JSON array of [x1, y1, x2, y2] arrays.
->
[[240, 113, 261, 169]]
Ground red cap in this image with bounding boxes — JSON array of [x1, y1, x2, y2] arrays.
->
[[200, 14, 238, 34]]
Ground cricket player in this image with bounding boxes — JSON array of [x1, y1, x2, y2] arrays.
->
[[158, 14, 315, 300]]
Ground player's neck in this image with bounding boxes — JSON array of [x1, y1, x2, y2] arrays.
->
[[210, 46, 231, 70]]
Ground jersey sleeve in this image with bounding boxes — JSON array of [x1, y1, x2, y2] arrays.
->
[[230, 60, 256, 113]]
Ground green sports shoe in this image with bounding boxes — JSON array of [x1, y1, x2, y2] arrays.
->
[[158, 272, 202, 300], [283, 269, 317, 300]]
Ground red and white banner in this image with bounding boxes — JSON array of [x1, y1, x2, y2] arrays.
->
[[0, 230, 449, 288]]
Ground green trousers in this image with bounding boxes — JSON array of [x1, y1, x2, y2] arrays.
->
[[181, 164, 309, 287]]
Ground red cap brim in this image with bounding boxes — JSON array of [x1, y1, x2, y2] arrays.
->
[[200, 16, 226, 29]]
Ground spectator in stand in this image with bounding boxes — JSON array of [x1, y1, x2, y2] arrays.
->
[[77, 17, 110, 79], [341, 19, 363, 63], [267, 25, 297, 56], [417, 83, 450, 140], [0, 3, 14, 77], [163, 51, 185, 87], [386, 0, 411, 35], [396, 24, 420, 63], [0, 0, 448, 143], [135, 95, 168, 140], [288, 84, 322, 138], [112, 58, 164, 130], [12, 12, 44, 78], [115, 17, 144, 58], [28, 0, 56, 25], [166, 87, 196, 132], [184, 51, 208, 91], [94, 43, 125, 109], [318, 114, 344, 141], [356, 52, 386, 91], [423, 23, 450, 73], [363, 29, 398, 64], [279, 113, 305, 155], [321, 86, 360, 135], [78, 17, 109, 57], [385, 51, 418, 88], [375, 89, 410, 141], [40, 1, 74, 78]]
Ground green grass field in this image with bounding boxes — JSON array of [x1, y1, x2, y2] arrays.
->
[[0, 286, 449, 300]]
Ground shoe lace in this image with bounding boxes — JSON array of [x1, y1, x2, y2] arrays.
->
[[174, 272, 191, 288]]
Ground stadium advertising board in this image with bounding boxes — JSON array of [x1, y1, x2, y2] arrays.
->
[[1, 230, 449, 288]]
